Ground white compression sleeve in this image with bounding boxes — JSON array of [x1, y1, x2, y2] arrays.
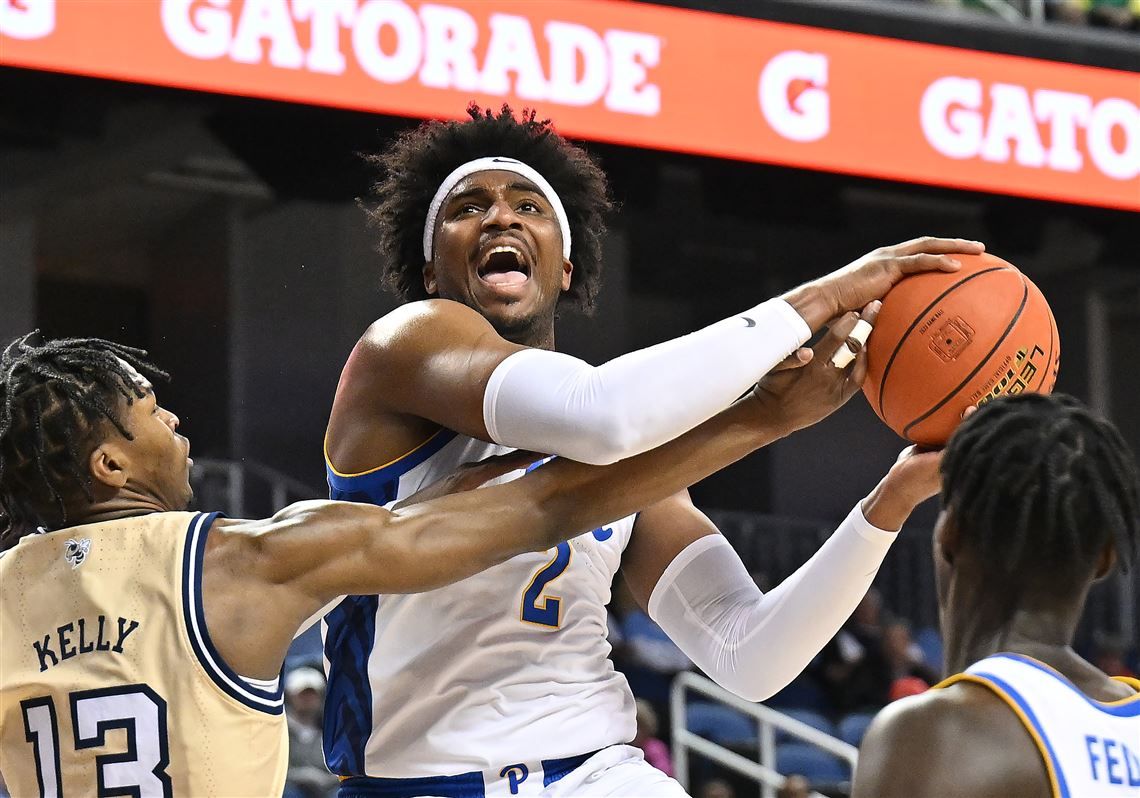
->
[[647, 502, 898, 702], [482, 298, 811, 465]]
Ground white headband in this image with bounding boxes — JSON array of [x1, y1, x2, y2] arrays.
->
[[422, 156, 572, 262]]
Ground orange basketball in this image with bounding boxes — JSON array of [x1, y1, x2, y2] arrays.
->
[[863, 252, 1060, 446]]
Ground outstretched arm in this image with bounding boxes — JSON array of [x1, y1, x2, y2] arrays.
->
[[623, 446, 943, 702], [205, 306, 876, 679], [328, 238, 983, 467]]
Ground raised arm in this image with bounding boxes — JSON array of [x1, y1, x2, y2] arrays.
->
[[621, 445, 943, 702], [327, 238, 983, 468], [205, 310, 874, 679]]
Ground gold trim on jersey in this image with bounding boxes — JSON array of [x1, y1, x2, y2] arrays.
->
[[934, 672, 1061, 798], [324, 428, 447, 478], [1114, 675, 1140, 694], [986, 653, 1140, 708]]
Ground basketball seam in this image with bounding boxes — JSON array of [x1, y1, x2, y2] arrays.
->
[[1036, 277, 1057, 393], [902, 282, 1029, 440], [876, 266, 1011, 418]]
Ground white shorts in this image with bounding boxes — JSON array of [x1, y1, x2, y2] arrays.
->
[[540, 745, 690, 798], [337, 745, 689, 798]]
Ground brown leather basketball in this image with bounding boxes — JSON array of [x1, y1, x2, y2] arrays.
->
[[864, 252, 1060, 446]]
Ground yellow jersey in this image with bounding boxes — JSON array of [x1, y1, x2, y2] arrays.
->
[[0, 511, 287, 797]]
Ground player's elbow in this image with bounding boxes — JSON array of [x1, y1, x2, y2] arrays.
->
[[702, 657, 791, 703], [713, 674, 778, 704], [568, 410, 647, 465]]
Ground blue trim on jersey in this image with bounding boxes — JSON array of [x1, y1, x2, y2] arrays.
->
[[181, 512, 285, 714], [540, 750, 600, 786], [324, 595, 379, 776], [975, 670, 1072, 798], [334, 750, 600, 796], [338, 771, 484, 798], [996, 653, 1140, 718], [323, 431, 459, 774], [327, 430, 459, 502]]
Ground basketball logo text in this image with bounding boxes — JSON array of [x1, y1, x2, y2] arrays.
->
[[929, 317, 975, 362], [973, 344, 1046, 405]]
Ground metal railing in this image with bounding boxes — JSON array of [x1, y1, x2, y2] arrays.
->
[[670, 671, 858, 798], [190, 457, 320, 518]]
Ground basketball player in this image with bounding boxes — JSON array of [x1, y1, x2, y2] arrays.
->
[[320, 105, 982, 795], [853, 394, 1140, 798], [0, 316, 896, 798]]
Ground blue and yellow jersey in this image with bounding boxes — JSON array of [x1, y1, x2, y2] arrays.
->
[[322, 429, 638, 778], [936, 652, 1140, 798]]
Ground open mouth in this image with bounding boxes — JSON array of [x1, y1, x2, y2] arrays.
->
[[477, 243, 531, 287]]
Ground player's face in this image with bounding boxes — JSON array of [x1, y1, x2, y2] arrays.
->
[[114, 377, 194, 512], [426, 171, 572, 343]]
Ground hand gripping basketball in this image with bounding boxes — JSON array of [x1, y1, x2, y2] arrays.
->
[[822, 237, 985, 316], [863, 252, 1060, 445]]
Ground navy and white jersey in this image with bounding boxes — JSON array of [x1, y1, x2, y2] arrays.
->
[[937, 652, 1140, 798], [323, 429, 638, 777]]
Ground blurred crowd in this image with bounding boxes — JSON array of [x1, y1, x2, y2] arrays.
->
[[928, 0, 1140, 30]]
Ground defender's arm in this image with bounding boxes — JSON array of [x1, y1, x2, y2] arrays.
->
[[205, 378, 800, 679]]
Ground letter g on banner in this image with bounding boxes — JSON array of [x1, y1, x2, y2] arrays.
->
[[759, 50, 829, 142]]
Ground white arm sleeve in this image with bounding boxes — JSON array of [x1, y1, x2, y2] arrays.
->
[[647, 502, 898, 702], [482, 298, 811, 465]]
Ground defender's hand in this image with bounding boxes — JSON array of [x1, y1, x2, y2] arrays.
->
[[392, 450, 542, 509], [860, 446, 944, 531], [750, 301, 879, 434], [785, 237, 984, 325]]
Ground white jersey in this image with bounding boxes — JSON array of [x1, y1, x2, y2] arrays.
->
[[939, 653, 1140, 798], [324, 429, 638, 778]]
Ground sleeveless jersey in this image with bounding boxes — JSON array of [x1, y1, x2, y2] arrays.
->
[[324, 429, 638, 777], [0, 512, 288, 798], [936, 652, 1140, 798]]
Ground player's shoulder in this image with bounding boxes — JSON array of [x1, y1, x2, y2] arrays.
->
[[855, 680, 1048, 798], [362, 299, 495, 349], [862, 685, 961, 750], [867, 678, 1027, 749]]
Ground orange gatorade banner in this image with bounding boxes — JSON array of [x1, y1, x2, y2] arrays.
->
[[2, 0, 1138, 209]]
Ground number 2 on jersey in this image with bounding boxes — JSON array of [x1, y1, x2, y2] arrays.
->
[[521, 542, 571, 627]]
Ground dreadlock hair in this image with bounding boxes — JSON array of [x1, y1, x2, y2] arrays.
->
[[361, 103, 612, 313], [0, 332, 167, 547], [940, 392, 1140, 634]]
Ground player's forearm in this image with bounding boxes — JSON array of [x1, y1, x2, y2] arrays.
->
[[649, 502, 897, 701], [520, 398, 790, 547], [483, 299, 811, 465], [337, 400, 787, 594]]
